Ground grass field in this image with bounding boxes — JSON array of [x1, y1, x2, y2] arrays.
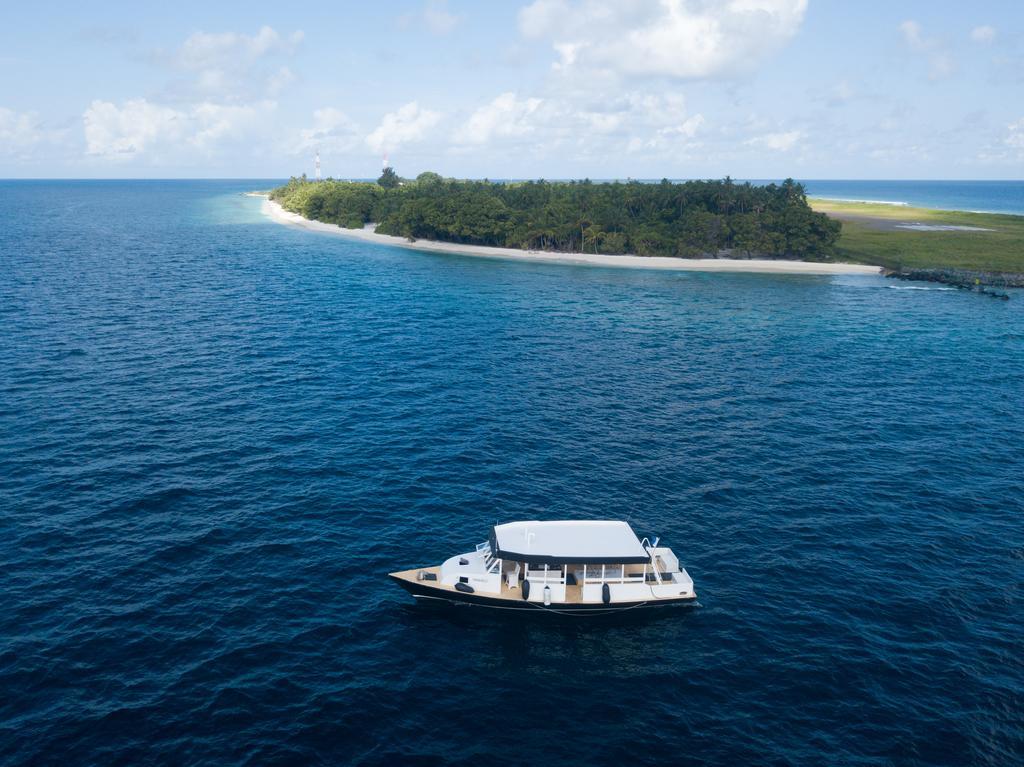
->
[[810, 199, 1024, 273]]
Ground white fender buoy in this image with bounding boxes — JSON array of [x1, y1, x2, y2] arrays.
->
[[543, 585, 552, 606]]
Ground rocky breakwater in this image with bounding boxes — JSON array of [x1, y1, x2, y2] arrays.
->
[[884, 268, 1022, 299]]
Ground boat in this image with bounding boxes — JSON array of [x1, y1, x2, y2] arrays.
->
[[389, 520, 697, 614]]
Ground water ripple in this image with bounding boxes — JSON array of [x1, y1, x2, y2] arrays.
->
[[1, 181, 1022, 765]]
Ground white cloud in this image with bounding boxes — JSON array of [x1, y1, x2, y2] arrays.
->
[[627, 114, 704, 153], [84, 99, 184, 156], [0, 108, 44, 155], [178, 26, 303, 71], [744, 130, 803, 151], [266, 66, 296, 96], [189, 102, 269, 150], [78, 27, 300, 164], [455, 92, 543, 145], [970, 25, 996, 44], [899, 20, 955, 80], [172, 26, 303, 100], [623, 93, 705, 152], [1007, 119, 1024, 152], [900, 20, 926, 51], [293, 108, 360, 154], [83, 98, 273, 158], [399, 1, 461, 35], [423, 1, 460, 34], [519, 0, 807, 81], [366, 101, 441, 155], [450, 88, 705, 163]]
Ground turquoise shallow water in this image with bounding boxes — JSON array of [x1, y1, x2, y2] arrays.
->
[[1, 180, 1023, 765]]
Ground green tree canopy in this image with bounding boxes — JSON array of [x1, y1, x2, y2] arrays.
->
[[378, 167, 400, 189], [270, 173, 841, 259]]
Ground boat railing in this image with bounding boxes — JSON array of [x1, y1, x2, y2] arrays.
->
[[525, 564, 565, 584], [640, 537, 664, 584], [577, 562, 660, 585]]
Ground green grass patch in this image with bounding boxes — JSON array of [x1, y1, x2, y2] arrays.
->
[[810, 199, 1024, 273]]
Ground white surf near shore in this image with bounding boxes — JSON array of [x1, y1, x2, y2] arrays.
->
[[259, 196, 881, 275]]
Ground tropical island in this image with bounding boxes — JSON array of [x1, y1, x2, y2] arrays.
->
[[266, 170, 1024, 286], [270, 171, 841, 259]]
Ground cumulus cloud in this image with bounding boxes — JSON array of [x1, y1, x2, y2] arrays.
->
[[399, 1, 461, 35], [366, 102, 441, 155], [627, 114, 704, 153], [0, 107, 45, 155], [622, 93, 705, 152], [455, 93, 543, 145], [293, 108, 360, 154], [170, 25, 303, 100], [744, 130, 803, 151], [899, 20, 926, 50], [77, 26, 302, 164], [178, 26, 303, 71], [900, 20, 954, 80], [970, 25, 996, 44], [266, 66, 296, 96], [451, 88, 705, 163], [83, 99, 183, 156], [83, 98, 273, 158], [423, 1, 461, 34], [518, 0, 807, 81]]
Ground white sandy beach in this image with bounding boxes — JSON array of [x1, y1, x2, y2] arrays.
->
[[259, 196, 881, 275]]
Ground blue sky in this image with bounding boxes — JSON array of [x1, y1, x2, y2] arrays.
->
[[1, 1, 1022, 179]]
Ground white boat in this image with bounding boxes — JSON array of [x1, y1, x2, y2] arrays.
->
[[390, 520, 697, 614]]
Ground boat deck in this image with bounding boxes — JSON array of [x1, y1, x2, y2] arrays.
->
[[390, 567, 588, 604]]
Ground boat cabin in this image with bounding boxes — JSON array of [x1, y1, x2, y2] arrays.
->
[[390, 520, 696, 611]]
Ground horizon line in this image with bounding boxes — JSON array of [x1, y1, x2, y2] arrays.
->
[[3, 177, 1024, 183]]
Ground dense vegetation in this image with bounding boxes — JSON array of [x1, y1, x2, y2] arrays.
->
[[270, 173, 842, 259]]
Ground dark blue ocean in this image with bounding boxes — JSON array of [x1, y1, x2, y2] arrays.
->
[[2, 180, 1022, 766]]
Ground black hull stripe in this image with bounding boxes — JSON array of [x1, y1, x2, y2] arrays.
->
[[393, 577, 697, 614]]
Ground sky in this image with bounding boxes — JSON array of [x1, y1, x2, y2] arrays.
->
[[1, 0, 1022, 179]]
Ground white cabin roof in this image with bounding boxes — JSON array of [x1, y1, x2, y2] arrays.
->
[[490, 520, 650, 565]]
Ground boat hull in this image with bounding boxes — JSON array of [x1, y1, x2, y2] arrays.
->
[[390, 574, 697, 615]]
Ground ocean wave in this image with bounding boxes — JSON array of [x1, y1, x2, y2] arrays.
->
[[1, 180, 1021, 766]]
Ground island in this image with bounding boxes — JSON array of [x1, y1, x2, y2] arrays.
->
[[264, 172, 1023, 288], [270, 172, 843, 258], [264, 173, 883, 275]]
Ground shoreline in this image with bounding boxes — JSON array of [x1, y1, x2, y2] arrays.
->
[[258, 197, 881, 275]]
